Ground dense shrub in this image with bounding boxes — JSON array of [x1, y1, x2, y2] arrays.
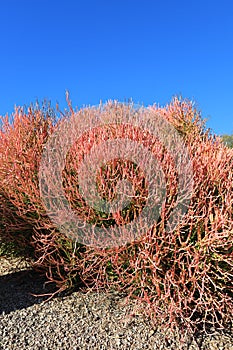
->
[[0, 102, 59, 258], [0, 97, 232, 338]]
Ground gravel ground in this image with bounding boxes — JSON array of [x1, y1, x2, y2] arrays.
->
[[0, 256, 232, 350]]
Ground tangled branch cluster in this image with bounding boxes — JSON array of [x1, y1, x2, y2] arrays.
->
[[0, 97, 232, 337]]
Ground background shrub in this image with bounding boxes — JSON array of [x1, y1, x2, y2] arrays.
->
[[221, 133, 233, 149]]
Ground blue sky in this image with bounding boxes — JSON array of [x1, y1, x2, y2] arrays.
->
[[0, 0, 232, 136]]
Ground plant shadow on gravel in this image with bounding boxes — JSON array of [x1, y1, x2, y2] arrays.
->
[[0, 240, 88, 315], [0, 266, 79, 315]]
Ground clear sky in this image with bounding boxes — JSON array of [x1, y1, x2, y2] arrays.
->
[[0, 0, 232, 136]]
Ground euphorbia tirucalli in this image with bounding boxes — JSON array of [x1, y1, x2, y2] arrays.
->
[[0, 97, 232, 339], [0, 103, 59, 255]]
